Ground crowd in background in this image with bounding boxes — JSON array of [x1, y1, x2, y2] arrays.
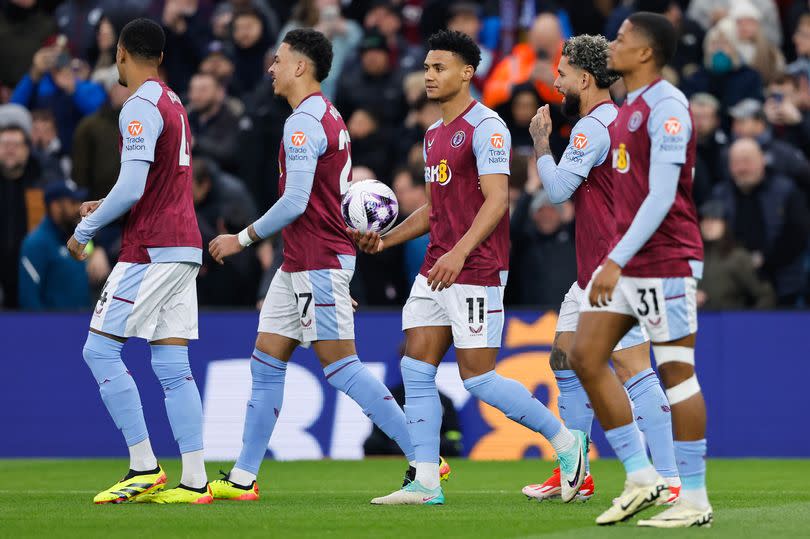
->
[[2, 0, 810, 312]]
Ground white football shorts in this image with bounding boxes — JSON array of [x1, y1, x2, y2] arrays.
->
[[556, 281, 648, 351], [402, 274, 505, 349], [90, 261, 199, 341], [258, 268, 355, 343]]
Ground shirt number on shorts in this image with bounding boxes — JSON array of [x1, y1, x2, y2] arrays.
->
[[296, 292, 313, 318], [466, 297, 485, 324], [636, 287, 660, 317]]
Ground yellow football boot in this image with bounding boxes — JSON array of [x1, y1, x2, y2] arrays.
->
[[210, 472, 260, 501], [93, 466, 167, 504], [136, 483, 213, 504]]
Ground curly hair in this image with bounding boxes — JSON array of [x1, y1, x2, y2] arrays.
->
[[562, 34, 619, 89], [427, 29, 481, 70], [119, 18, 165, 60], [282, 28, 333, 82]]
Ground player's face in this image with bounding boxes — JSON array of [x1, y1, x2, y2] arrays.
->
[[424, 50, 472, 103], [608, 20, 646, 74], [554, 56, 583, 119], [268, 43, 296, 97]]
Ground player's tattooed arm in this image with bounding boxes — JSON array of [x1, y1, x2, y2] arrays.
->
[[529, 104, 553, 158]]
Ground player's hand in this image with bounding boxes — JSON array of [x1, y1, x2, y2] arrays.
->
[[67, 235, 88, 261], [209, 234, 243, 264], [351, 297, 359, 313], [348, 228, 384, 254], [589, 259, 621, 307], [529, 105, 553, 143], [80, 200, 101, 217], [427, 248, 466, 291]]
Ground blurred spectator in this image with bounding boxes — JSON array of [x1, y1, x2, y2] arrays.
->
[[446, 2, 494, 100], [335, 29, 406, 128], [229, 6, 273, 98], [30, 109, 67, 184], [687, 0, 782, 46], [347, 107, 389, 181], [18, 179, 89, 310], [391, 166, 428, 284], [199, 41, 237, 91], [11, 40, 106, 153], [0, 103, 33, 135], [764, 74, 810, 159], [192, 155, 256, 234], [788, 14, 810, 83], [187, 71, 241, 172], [362, 0, 423, 72], [397, 92, 441, 167], [498, 82, 542, 155], [87, 16, 117, 83], [727, 2, 784, 85], [690, 93, 727, 191], [72, 80, 128, 200], [160, 0, 213, 94], [483, 13, 563, 109], [0, 124, 43, 308], [697, 200, 775, 309], [276, 0, 362, 101], [55, 1, 148, 60], [726, 98, 810, 200], [507, 189, 576, 307], [713, 138, 810, 306], [0, 0, 56, 91], [681, 18, 764, 112]]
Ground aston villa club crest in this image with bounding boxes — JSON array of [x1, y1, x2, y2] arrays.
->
[[451, 130, 466, 148], [628, 110, 643, 132]]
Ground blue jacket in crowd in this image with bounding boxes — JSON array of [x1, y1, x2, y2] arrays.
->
[[18, 216, 89, 310]]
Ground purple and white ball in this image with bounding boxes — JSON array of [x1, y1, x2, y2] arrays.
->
[[342, 179, 399, 234]]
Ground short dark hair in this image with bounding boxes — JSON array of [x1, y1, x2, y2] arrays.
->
[[119, 18, 165, 61], [562, 34, 620, 89], [282, 28, 333, 82], [627, 11, 677, 67], [427, 29, 481, 70]]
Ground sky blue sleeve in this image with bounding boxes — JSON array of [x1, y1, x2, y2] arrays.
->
[[648, 98, 692, 165], [536, 155, 584, 203], [119, 98, 164, 163], [472, 117, 511, 176], [283, 112, 328, 173], [607, 162, 680, 267], [73, 160, 150, 244], [252, 170, 314, 239], [557, 116, 611, 177]]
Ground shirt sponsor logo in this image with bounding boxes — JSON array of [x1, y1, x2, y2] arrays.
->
[[664, 117, 682, 135], [127, 120, 143, 137], [451, 130, 466, 148], [291, 131, 307, 147], [490, 133, 504, 148], [572, 132, 588, 149], [612, 143, 630, 174], [424, 158, 452, 185], [628, 111, 643, 132]]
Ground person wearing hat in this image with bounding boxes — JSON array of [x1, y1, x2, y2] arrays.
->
[[18, 179, 90, 310], [724, 97, 810, 201], [697, 199, 774, 310], [334, 27, 406, 128]]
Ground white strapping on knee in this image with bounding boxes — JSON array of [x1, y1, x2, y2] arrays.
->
[[652, 345, 694, 366], [666, 375, 701, 405]]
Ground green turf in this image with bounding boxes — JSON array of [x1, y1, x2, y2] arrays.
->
[[0, 459, 807, 538]]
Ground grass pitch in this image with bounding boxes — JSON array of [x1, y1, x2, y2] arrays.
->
[[0, 459, 807, 538]]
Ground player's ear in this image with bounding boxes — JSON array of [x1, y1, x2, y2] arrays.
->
[[462, 64, 474, 82], [157, 51, 164, 66]]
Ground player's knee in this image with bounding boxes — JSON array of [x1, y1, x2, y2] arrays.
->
[[82, 332, 125, 383], [653, 346, 695, 388], [150, 346, 192, 391]]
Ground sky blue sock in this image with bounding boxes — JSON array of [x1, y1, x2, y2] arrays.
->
[[625, 368, 678, 478], [675, 439, 707, 490], [324, 355, 415, 462], [150, 345, 204, 454], [555, 369, 593, 471], [235, 349, 287, 475], [464, 370, 563, 440], [401, 357, 440, 464], [605, 422, 652, 474], [82, 332, 149, 446]]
